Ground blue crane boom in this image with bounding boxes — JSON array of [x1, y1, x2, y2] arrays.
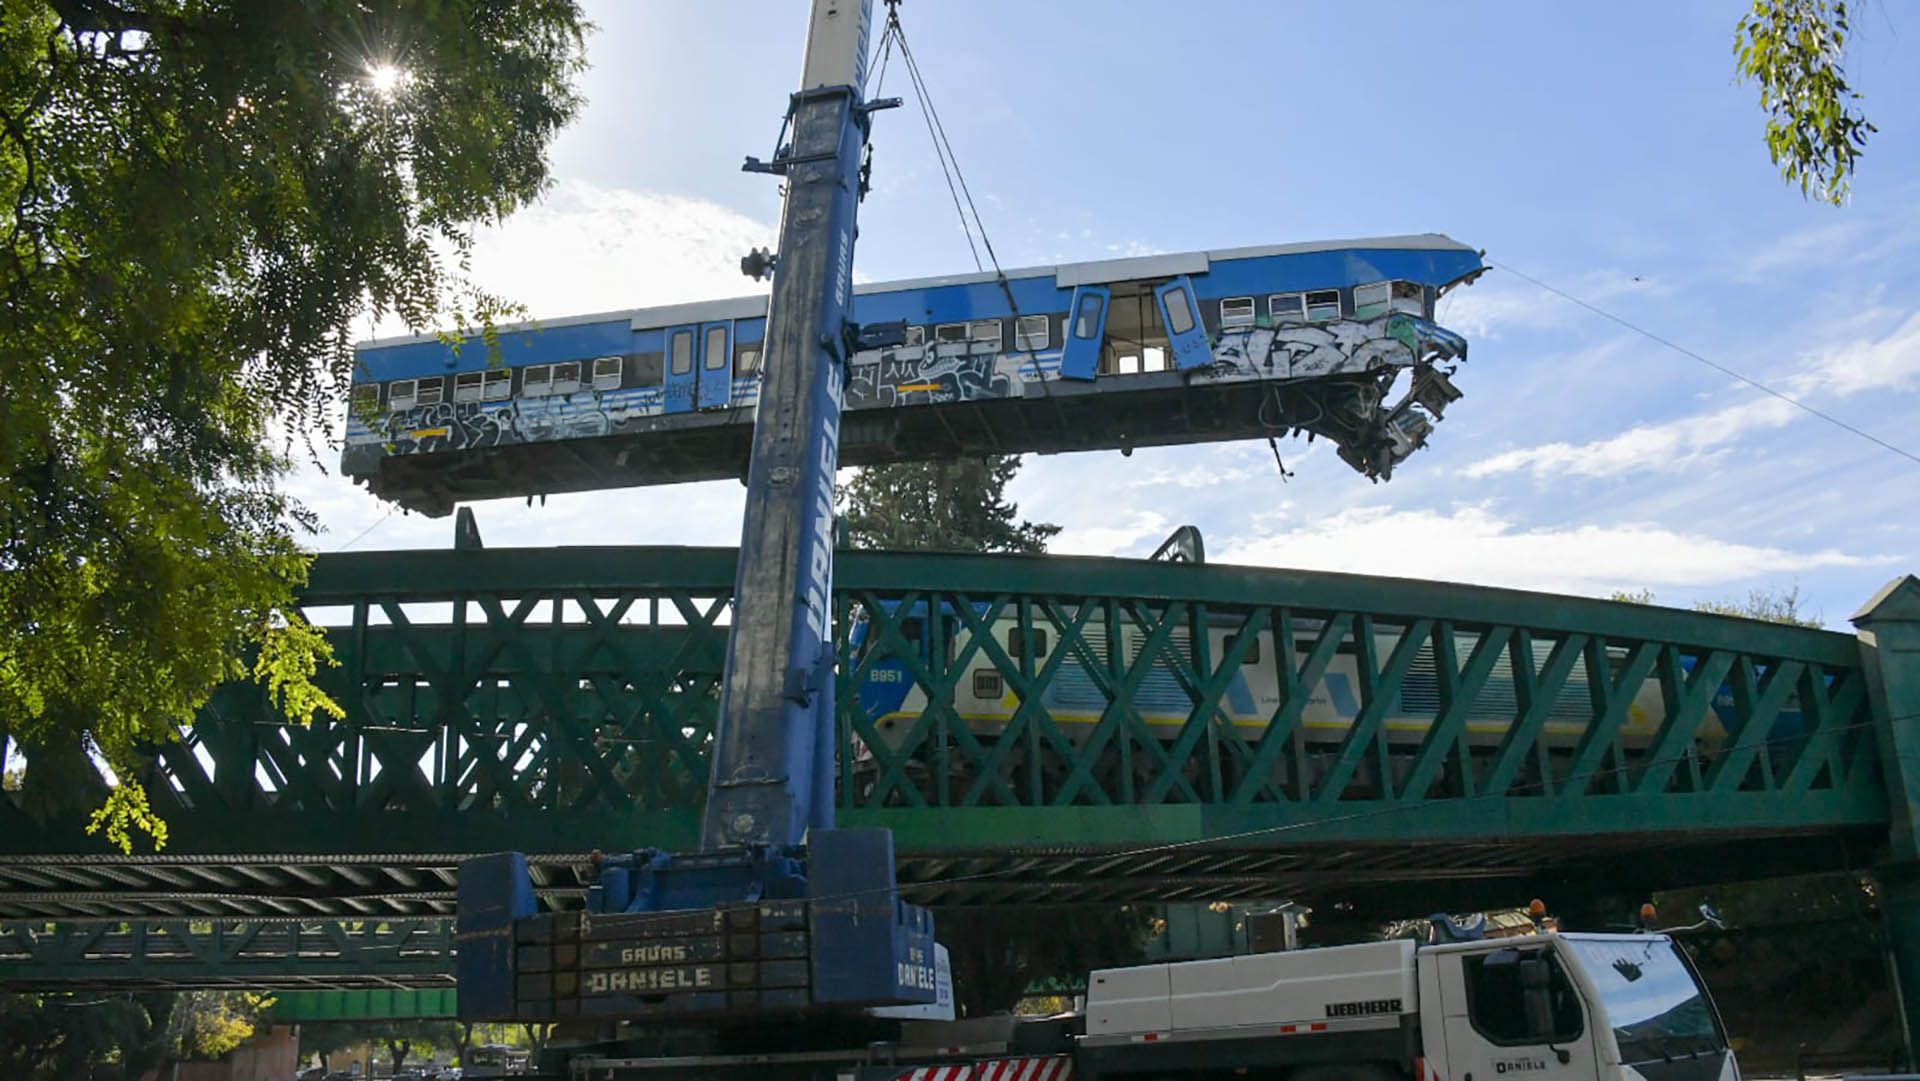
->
[[705, 0, 871, 852], [454, 0, 938, 1024]]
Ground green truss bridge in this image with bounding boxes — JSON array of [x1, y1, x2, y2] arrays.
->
[[4, 546, 1920, 1016]]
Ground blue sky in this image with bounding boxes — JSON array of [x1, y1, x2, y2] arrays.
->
[[300, 0, 1920, 628]]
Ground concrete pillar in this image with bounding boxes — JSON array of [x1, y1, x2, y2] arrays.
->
[[1853, 575, 1920, 1068]]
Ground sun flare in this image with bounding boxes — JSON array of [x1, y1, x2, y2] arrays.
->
[[365, 61, 408, 99]]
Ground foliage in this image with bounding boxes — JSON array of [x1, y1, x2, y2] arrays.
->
[[937, 904, 1153, 1017], [300, 1018, 458, 1072], [1735, 0, 1876, 205], [0, 0, 587, 849], [0, 990, 177, 1081], [1607, 584, 1822, 628], [1692, 584, 1822, 628], [165, 991, 272, 1061], [843, 457, 1060, 554]]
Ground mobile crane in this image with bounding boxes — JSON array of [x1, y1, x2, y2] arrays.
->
[[450, 8, 1742, 1081], [455, 0, 937, 1024]]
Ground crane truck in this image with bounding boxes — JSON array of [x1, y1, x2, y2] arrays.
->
[[548, 917, 1735, 1081]]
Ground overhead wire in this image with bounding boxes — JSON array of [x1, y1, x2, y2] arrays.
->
[[1489, 259, 1920, 469], [331, 507, 396, 552]]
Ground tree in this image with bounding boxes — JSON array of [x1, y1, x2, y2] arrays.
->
[[0, 990, 177, 1081], [1736, 0, 1877, 204], [1608, 584, 1822, 628], [935, 904, 1154, 1017], [842, 457, 1060, 555], [0, 1, 587, 848]]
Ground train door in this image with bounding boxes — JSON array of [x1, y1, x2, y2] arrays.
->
[[664, 325, 697, 414], [697, 321, 732, 410], [1060, 285, 1110, 380], [1154, 276, 1213, 370]]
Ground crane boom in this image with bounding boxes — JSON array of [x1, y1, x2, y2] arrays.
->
[[705, 0, 872, 850], [454, 0, 937, 1024]]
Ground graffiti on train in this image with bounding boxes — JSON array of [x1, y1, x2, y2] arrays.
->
[[346, 388, 666, 454], [1198, 314, 1468, 382]]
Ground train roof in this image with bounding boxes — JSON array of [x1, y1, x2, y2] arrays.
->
[[357, 233, 1478, 351]]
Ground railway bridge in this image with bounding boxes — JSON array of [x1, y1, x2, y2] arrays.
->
[[2, 545, 1918, 1020]]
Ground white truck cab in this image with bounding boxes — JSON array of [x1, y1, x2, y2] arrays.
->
[[1082, 932, 1734, 1081]]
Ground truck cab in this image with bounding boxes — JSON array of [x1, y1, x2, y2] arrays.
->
[[1420, 934, 1733, 1081], [1082, 932, 1734, 1081]]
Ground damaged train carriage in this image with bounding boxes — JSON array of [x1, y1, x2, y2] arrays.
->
[[343, 235, 1486, 515]]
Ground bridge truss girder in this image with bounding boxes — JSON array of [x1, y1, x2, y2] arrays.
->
[[0, 548, 1908, 988]]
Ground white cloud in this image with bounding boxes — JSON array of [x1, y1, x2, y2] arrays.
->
[[1052, 511, 1171, 558], [1465, 310, 1920, 480], [366, 178, 774, 339], [1464, 395, 1799, 480], [1214, 503, 1881, 597]]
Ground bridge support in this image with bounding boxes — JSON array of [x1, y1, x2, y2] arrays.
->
[[1856, 575, 1920, 1068]]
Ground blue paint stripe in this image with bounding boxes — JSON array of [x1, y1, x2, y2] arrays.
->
[[357, 246, 1485, 382]]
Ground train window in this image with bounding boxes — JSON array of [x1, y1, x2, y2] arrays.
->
[[1269, 293, 1305, 322], [551, 361, 581, 395], [738, 348, 761, 374], [350, 384, 380, 412], [703, 329, 728, 370], [1164, 285, 1196, 335], [1007, 626, 1049, 659], [1074, 293, 1104, 339], [1305, 290, 1341, 321], [1220, 297, 1256, 328], [1391, 280, 1425, 316], [522, 364, 552, 396], [454, 371, 484, 402], [482, 369, 511, 401], [671, 331, 693, 375], [593, 355, 623, 389], [414, 378, 444, 406], [387, 379, 417, 410], [1234, 634, 1261, 665], [973, 670, 1004, 700], [1353, 282, 1391, 319], [967, 319, 1001, 343], [1015, 314, 1050, 351], [934, 323, 967, 343], [904, 325, 925, 347]]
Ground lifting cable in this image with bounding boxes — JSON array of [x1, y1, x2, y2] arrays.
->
[[871, 3, 1061, 403]]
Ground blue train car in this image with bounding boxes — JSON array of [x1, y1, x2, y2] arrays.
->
[[343, 235, 1486, 515]]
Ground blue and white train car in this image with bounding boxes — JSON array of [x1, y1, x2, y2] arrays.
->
[[343, 235, 1485, 515]]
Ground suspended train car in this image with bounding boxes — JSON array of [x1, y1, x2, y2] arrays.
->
[[343, 235, 1485, 515]]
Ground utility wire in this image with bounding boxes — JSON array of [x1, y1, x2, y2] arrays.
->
[[331, 507, 396, 552], [1490, 259, 1920, 469]]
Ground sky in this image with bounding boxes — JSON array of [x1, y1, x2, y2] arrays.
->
[[297, 0, 1920, 630]]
